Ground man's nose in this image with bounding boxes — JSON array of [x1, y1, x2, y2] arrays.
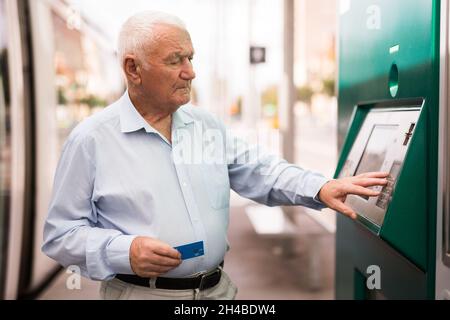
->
[[180, 61, 196, 80]]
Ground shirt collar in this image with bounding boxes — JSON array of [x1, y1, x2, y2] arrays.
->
[[119, 91, 194, 133], [172, 105, 195, 129]]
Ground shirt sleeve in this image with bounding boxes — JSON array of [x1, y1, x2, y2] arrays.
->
[[226, 130, 330, 210], [42, 134, 137, 281]]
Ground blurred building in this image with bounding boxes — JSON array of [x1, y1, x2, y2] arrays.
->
[[295, 0, 337, 87]]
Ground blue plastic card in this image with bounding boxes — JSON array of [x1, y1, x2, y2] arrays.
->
[[174, 241, 205, 260]]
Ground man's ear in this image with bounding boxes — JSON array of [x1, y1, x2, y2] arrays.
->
[[123, 55, 142, 85]]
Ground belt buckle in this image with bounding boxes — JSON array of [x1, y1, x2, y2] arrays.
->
[[198, 267, 220, 291]]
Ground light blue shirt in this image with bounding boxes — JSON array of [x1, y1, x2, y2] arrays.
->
[[42, 92, 328, 281]]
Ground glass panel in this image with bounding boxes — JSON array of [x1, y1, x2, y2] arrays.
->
[[355, 125, 399, 176], [355, 124, 399, 200], [0, 0, 11, 297]]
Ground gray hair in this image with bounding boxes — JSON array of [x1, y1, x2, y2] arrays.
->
[[117, 11, 187, 67]]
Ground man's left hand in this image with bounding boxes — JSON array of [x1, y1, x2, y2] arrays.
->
[[318, 172, 389, 219]]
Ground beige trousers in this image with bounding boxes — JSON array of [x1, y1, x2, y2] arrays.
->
[[99, 269, 238, 300]]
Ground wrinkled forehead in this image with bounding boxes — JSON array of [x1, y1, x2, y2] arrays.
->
[[146, 24, 194, 56]]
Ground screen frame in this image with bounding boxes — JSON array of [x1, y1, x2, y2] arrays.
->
[[338, 104, 423, 233]]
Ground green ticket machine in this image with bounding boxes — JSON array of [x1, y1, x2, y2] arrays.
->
[[335, 0, 450, 299]]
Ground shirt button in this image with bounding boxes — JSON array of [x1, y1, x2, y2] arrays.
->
[[182, 182, 188, 187]]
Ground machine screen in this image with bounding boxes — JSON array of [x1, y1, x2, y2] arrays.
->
[[355, 125, 399, 199]]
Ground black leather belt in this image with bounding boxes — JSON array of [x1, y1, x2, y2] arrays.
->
[[116, 262, 223, 291]]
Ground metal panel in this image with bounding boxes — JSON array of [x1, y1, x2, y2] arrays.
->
[[3, 0, 27, 300], [341, 108, 421, 230], [436, 0, 450, 300], [27, 0, 60, 290]]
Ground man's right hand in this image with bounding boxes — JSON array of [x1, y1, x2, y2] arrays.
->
[[129, 236, 182, 278], [318, 172, 389, 219]]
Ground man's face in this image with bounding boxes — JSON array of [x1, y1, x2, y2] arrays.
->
[[139, 25, 196, 111]]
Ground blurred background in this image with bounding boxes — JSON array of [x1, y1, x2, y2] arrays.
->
[[1, 0, 339, 299]]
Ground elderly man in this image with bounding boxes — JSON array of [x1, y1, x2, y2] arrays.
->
[[42, 11, 388, 300]]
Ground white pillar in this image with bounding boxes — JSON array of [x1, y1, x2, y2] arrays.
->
[[279, 0, 296, 163], [243, 0, 260, 129]]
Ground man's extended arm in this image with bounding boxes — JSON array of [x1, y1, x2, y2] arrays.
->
[[226, 131, 387, 217]]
